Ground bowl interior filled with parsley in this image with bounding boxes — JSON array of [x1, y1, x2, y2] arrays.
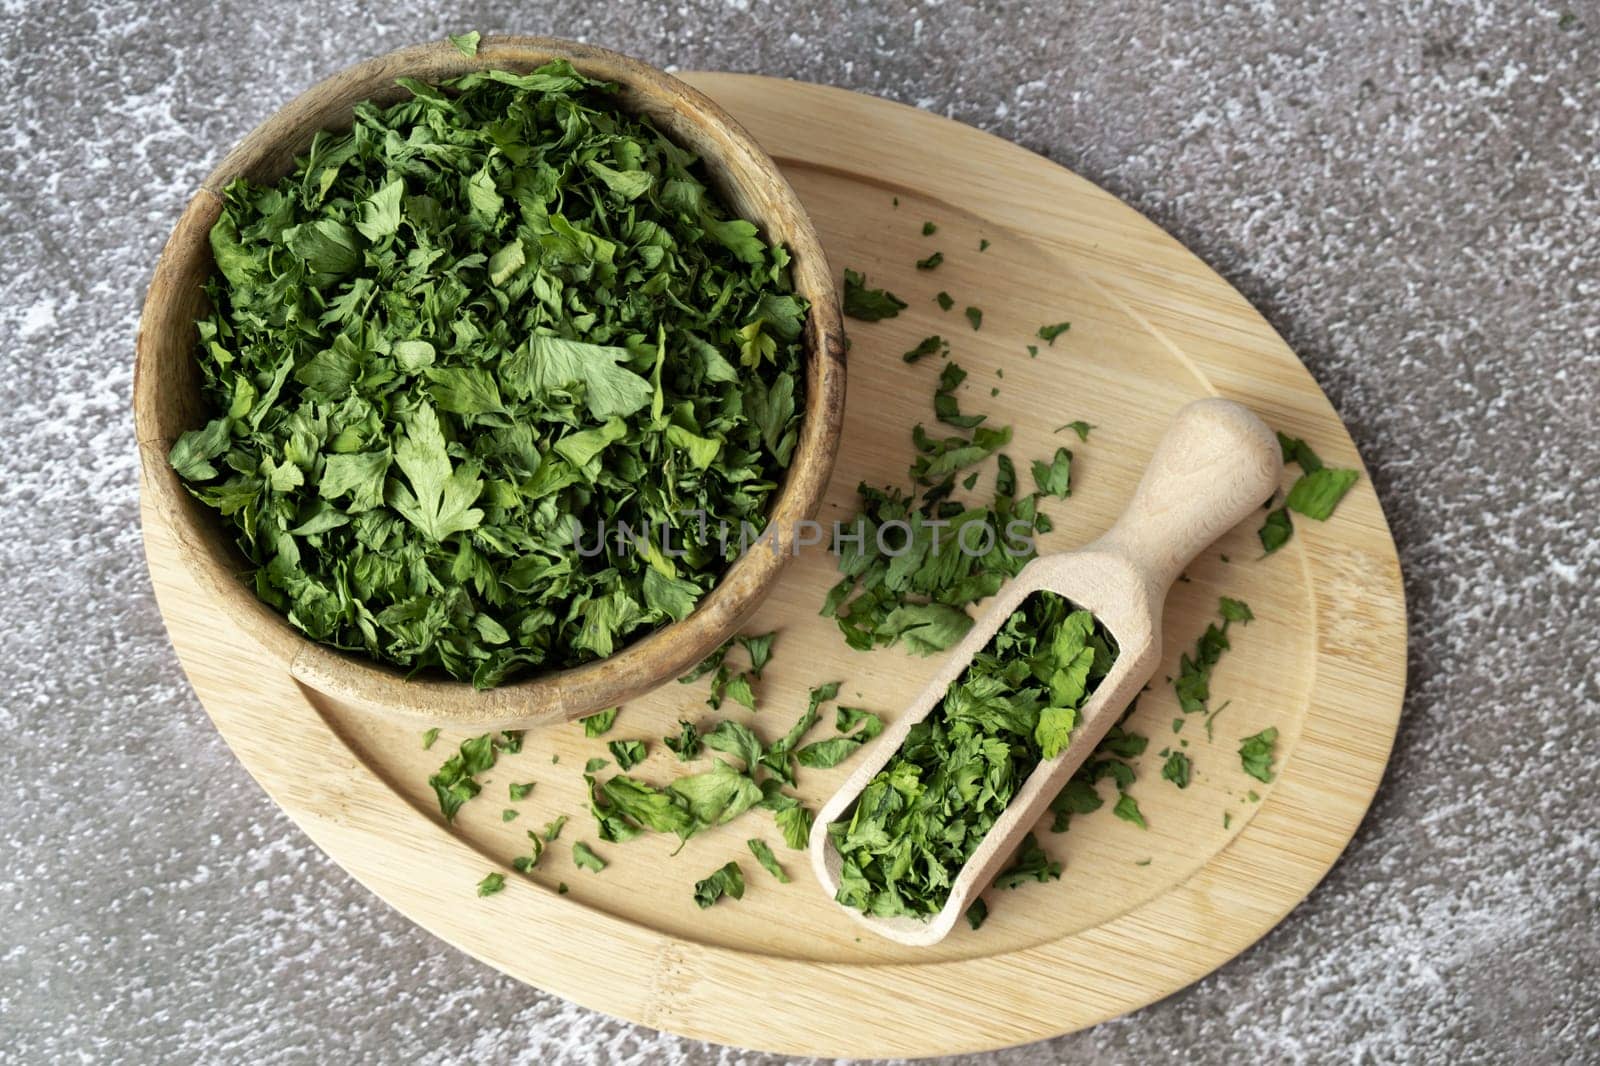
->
[[134, 37, 845, 723]]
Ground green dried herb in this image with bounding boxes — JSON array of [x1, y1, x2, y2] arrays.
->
[[1173, 598, 1251, 717], [693, 861, 745, 907], [843, 268, 907, 320], [1036, 322, 1071, 345], [935, 291, 955, 311], [916, 251, 944, 271], [167, 62, 807, 688], [1260, 432, 1359, 551], [1031, 447, 1072, 498], [476, 871, 505, 896], [1239, 727, 1279, 782], [964, 306, 983, 330], [828, 592, 1117, 919], [746, 839, 790, 882], [1113, 792, 1147, 829], [572, 841, 607, 872], [1161, 750, 1191, 788], [993, 833, 1062, 889], [608, 739, 647, 771], [902, 335, 948, 364], [581, 709, 618, 737], [1055, 421, 1093, 442], [663, 719, 702, 760]]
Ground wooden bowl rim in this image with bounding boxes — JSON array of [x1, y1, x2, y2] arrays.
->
[[132, 36, 847, 727]]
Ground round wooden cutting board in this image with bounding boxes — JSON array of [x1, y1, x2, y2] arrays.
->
[[139, 74, 1406, 1058]]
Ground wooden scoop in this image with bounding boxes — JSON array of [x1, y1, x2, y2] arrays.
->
[[808, 398, 1283, 946]]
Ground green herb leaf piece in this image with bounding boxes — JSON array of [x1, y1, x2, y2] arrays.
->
[[421, 727, 441, 750], [608, 739, 648, 771], [843, 268, 908, 320], [428, 733, 499, 822], [1055, 421, 1094, 442], [964, 306, 983, 330], [1031, 447, 1072, 498], [693, 861, 746, 908], [736, 631, 777, 678], [916, 251, 944, 271], [903, 335, 948, 364], [994, 833, 1062, 889], [746, 839, 791, 882], [1161, 751, 1192, 789], [774, 804, 813, 850], [477, 871, 505, 896], [1113, 793, 1147, 829], [921, 221, 937, 236], [935, 291, 954, 311], [1286, 467, 1360, 521], [581, 709, 619, 738], [1259, 506, 1293, 553], [664, 720, 703, 761], [1036, 322, 1071, 345], [572, 842, 607, 873], [509, 781, 534, 802], [448, 31, 481, 56], [1239, 727, 1279, 782]]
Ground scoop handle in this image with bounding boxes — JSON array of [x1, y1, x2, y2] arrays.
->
[[1088, 398, 1282, 598]]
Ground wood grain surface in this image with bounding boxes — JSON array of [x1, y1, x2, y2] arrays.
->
[[140, 71, 1407, 1058]]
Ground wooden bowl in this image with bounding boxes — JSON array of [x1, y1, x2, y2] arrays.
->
[[133, 36, 847, 730]]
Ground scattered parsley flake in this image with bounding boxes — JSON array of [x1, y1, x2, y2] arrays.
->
[[903, 335, 948, 363], [1113, 793, 1147, 829], [843, 268, 908, 320], [916, 251, 944, 271], [477, 871, 505, 896], [1161, 751, 1192, 788], [746, 839, 791, 882], [1037, 322, 1071, 345], [1239, 727, 1278, 782], [664, 720, 702, 761], [963, 306, 983, 330], [581, 708, 618, 738], [608, 739, 648, 771], [693, 861, 745, 907], [572, 841, 607, 873]]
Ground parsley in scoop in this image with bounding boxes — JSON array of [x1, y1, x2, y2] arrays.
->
[[828, 591, 1118, 919]]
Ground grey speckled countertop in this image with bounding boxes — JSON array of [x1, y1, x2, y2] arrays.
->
[[2, 2, 1596, 1063]]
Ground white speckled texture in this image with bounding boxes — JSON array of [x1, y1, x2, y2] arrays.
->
[[2, 2, 1596, 1062]]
